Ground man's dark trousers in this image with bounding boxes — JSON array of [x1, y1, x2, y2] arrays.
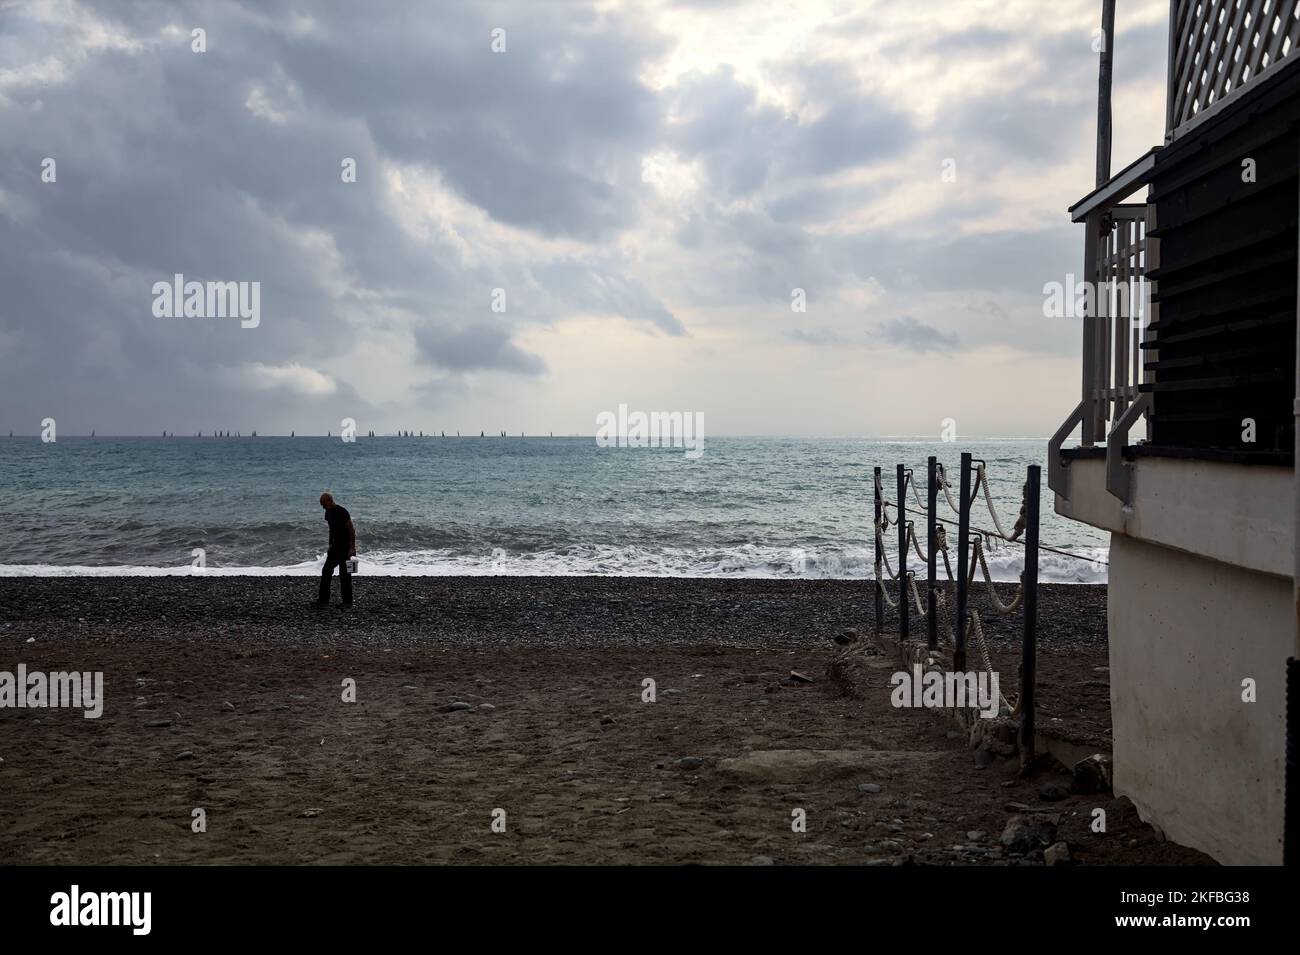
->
[[319, 550, 353, 605]]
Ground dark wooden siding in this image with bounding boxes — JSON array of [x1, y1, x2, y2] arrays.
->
[[1143, 66, 1300, 457]]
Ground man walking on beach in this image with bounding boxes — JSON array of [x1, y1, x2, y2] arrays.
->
[[318, 492, 356, 606]]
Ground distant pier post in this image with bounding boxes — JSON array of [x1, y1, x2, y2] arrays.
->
[[926, 456, 938, 651], [897, 464, 908, 642], [1019, 464, 1041, 766], [954, 452, 972, 671], [873, 466, 884, 635]]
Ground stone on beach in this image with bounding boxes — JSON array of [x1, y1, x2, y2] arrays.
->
[[1000, 814, 1058, 854], [1071, 754, 1112, 794], [1044, 841, 1072, 866], [1038, 781, 1070, 802]]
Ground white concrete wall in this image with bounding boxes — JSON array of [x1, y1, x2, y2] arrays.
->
[[1057, 456, 1292, 577], [1109, 534, 1290, 864]]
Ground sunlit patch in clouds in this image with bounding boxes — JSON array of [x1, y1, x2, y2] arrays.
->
[[220, 362, 337, 397], [242, 70, 304, 126], [641, 151, 699, 200]]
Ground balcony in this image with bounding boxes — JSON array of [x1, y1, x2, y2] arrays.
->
[[1049, 0, 1300, 506]]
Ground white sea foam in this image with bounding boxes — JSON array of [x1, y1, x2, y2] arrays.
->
[[0, 543, 1107, 582]]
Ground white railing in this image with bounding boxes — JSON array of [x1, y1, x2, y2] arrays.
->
[[1049, 204, 1157, 503], [1084, 205, 1153, 440]]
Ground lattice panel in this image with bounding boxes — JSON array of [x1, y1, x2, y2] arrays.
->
[[1169, 0, 1300, 132]]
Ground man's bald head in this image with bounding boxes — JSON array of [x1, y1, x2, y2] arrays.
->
[[320, 492, 334, 509]]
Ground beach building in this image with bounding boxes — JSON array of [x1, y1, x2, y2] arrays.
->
[[1048, 0, 1299, 864]]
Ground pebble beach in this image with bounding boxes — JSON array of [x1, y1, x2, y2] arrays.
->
[[0, 575, 1209, 865]]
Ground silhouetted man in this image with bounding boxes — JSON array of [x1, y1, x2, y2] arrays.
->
[[318, 492, 355, 606]]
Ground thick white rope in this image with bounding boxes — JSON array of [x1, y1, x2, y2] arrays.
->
[[907, 522, 955, 565], [906, 541, 957, 644], [871, 475, 902, 607], [874, 473, 890, 522], [974, 464, 1027, 542], [907, 470, 925, 510], [877, 572, 899, 608], [874, 522, 900, 580], [974, 537, 1024, 614], [907, 572, 926, 616], [967, 608, 1018, 714], [935, 463, 962, 514], [909, 524, 929, 563]]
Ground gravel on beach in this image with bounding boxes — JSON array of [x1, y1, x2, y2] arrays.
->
[[0, 575, 1107, 651], [0, 575, 1202, 866]]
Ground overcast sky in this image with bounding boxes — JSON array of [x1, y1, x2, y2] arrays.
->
[[0, 0, 1169, 437]]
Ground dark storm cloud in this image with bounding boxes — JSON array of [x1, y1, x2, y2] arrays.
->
[[765, 180, 878, 224], [271, 3, 667, 240], [0, 0, 669, 432], [0, 0, 1165, 434], [875, 315, 958, 353], [413, 322, 547, 376]]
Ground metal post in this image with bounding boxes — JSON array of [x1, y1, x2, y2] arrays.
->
[[1083, 0, 1117, 448], [1286, 133, 1300, 865], [1097, 0, 1115, 186], [873, 466, 884, 635], [1288, 659, 1297, 865], [927, 456, 938, 651], [897, 464, 908, 643], [955, 452, 972, 671], [1019, 465, 1041, 766]]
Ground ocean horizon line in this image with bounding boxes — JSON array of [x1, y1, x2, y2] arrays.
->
[[1, 433, 1053, 442]]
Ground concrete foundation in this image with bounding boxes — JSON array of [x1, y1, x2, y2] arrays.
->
[[1107, 534, 1290, 864]]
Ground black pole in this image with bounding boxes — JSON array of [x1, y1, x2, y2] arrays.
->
[[927, 456, 938, 650], [1286, 657, 1298, 864], [1097, 0, 1116, 186], [1019, 465, 1041, 766], [897, 464, 908, 642], [955, 452, 972, 671], [873, 466, 884, 635]]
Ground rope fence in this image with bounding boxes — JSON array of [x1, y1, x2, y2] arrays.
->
[[872, 453, 1049, 762]]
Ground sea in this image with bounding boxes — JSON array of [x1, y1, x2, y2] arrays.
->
[[0, 436, 1107, 582]]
